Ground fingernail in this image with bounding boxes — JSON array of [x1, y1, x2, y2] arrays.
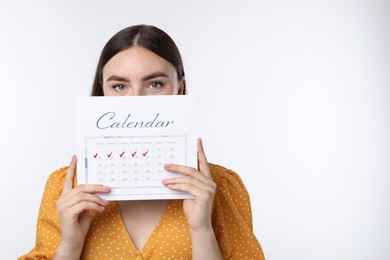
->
[[163, 164, 172, 169], [102, 185, 110, 191], [102, 199, 109, 205], [99, 205, 105, 211], [162, 179, 168, 183]]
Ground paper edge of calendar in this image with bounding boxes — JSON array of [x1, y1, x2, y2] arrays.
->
[[75, 96, 198, 201]]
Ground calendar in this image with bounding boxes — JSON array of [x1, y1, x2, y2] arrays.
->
[[85, 135, 187, 184], [76, 96, 198, 200]]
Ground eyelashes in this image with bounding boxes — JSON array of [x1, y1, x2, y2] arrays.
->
[[111, 81, 165, 92], [149, 81, 164, 89], [112, 84, 126, 91]]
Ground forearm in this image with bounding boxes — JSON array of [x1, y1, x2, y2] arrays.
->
[[191, 227, 223, 260]]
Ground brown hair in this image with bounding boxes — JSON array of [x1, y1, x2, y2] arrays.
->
[[91, 25, 186, 96]]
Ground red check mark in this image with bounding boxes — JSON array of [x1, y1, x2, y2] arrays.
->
[[143, 150, 149, 157], [131, 151, 137, 157], [107, 152, 112, 158], [119, 151, 125, 157], [93, 153, 98, 158]]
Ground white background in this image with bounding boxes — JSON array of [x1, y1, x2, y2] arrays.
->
[[0, 0, 389, 259]]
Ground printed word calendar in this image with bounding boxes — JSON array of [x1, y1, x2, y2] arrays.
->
[[76, 96, 198, 200]]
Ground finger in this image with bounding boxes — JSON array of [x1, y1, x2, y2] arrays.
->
[[74, 184, 111, 194], [197, 138, 211, 178], [60, 190, 109, 209], [164, 182, 215, 200], [162, 176, 216, 191], [61, 200, 106, 217], [164, 163, 195, 175], [60, 184, 110, 204], [164, 163, 212, 183], [62, 155, 77, 195], [164, 164, 212, 184]]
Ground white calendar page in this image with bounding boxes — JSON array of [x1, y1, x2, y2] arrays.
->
[[75, 96, 198, 200]]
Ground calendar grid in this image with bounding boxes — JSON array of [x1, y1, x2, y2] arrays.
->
[[84, 135, 187, 188]]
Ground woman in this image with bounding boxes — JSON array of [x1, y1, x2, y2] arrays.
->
[[20, 25, 264, 259]]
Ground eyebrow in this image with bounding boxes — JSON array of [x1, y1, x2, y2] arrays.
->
[[106, 75, 129, 82], [142, 71, 169, 81], [106, 72, 170, 83]]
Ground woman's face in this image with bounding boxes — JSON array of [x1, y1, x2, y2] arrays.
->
[[102, 47, 184, 96]]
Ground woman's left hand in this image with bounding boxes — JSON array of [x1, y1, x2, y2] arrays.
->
[[162, 138, 216, 232]]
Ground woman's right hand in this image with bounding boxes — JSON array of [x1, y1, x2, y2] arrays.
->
[[54, 155, 110, 259]]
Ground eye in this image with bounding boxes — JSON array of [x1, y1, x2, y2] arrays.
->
[[148, 81, 164, 90], [113, 84, 126, 91]]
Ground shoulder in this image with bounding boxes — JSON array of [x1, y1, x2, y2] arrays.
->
[[45, 166, 68, 187], [208, 163, 252, 211], [47, 166, 68, 182], [209, 163, 257, 243], [209, 163, 248, 193], [41, 166, 69, 198]]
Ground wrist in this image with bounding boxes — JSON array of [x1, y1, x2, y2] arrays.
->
[[190, 223, 215, 238], [190, 225, 223, 260], [54, 241, 83, 260], [189, 221, 213, 234]]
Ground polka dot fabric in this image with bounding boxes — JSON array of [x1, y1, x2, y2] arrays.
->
[[19, 164, 264, 259]]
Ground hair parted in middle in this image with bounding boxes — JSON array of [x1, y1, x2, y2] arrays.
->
[[91, 24, 186, 96]]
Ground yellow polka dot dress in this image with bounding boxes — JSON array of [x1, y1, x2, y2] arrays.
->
[[19, 164, 265, 259]]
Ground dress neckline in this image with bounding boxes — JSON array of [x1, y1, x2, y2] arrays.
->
[[114, 199, 175, 255]]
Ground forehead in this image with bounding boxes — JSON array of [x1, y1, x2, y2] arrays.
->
[[103, 47, 177, 78]]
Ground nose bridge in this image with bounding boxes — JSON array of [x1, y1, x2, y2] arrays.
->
[[128, 83, 145, 96]]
